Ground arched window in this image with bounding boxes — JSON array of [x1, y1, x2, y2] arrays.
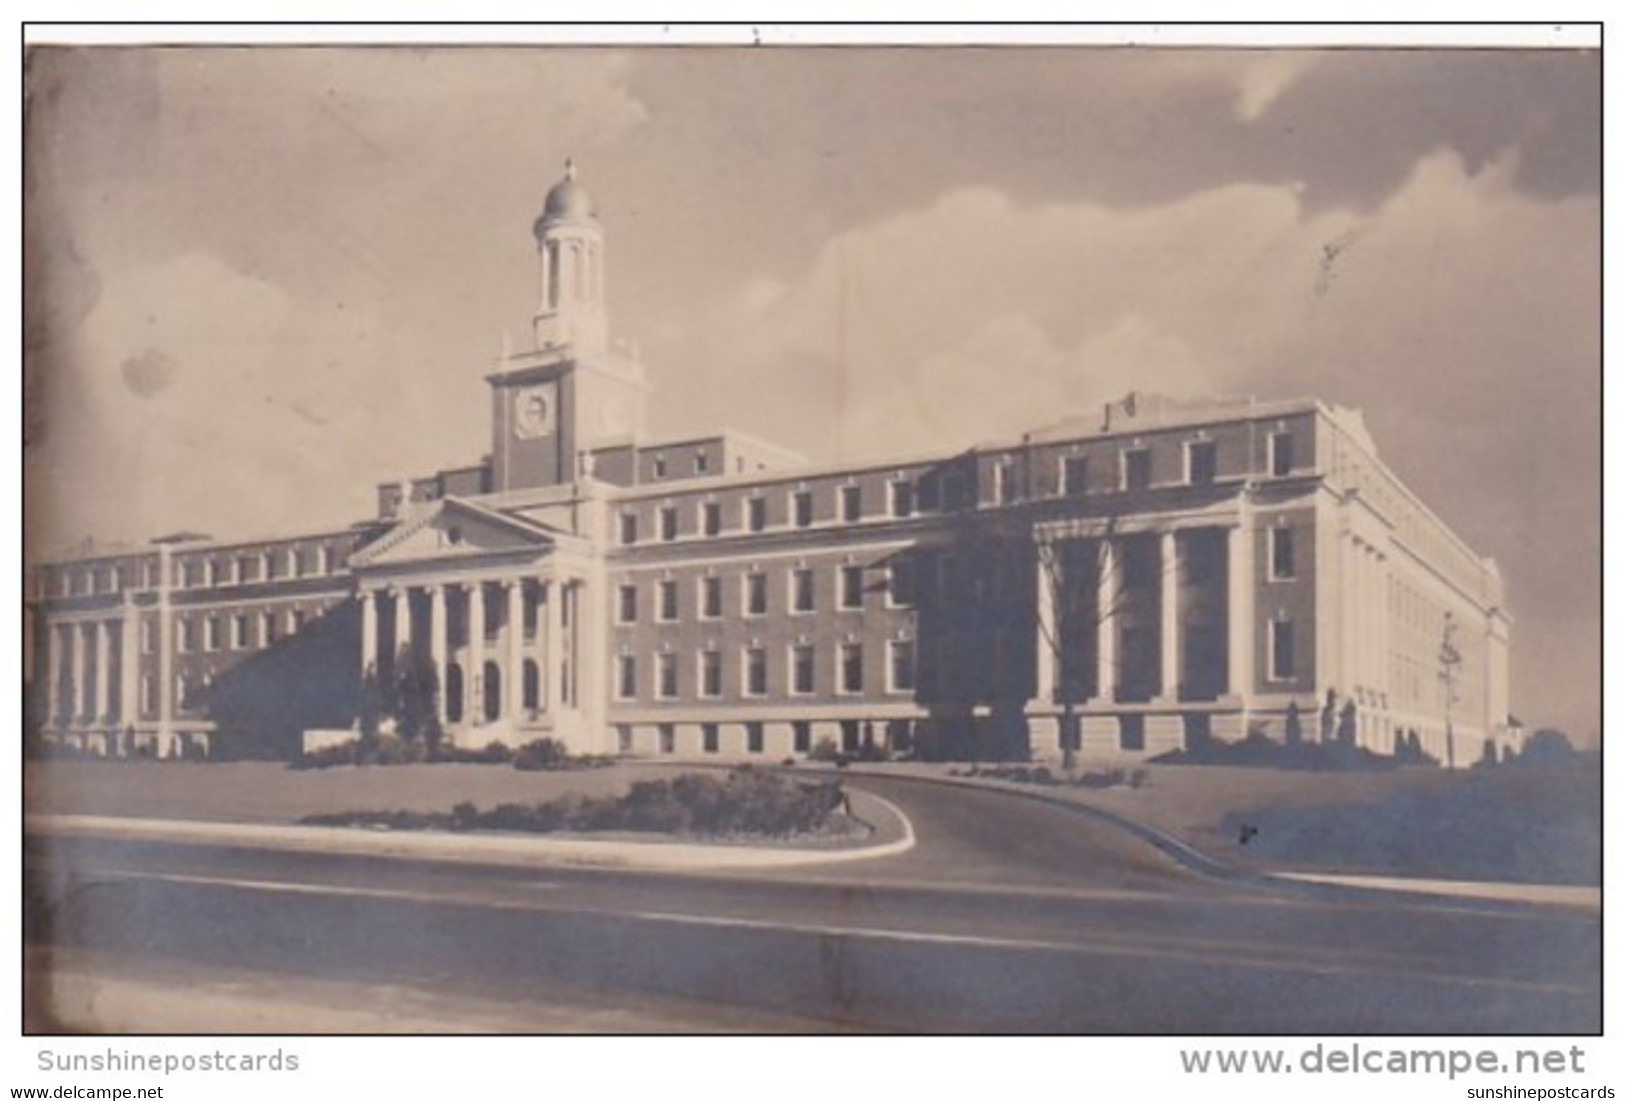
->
[[523, 659, 540, 713], [483, 661, 501, 723], [445, 664, 464, 724]]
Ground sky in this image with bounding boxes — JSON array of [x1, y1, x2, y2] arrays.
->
[[22, 39, 1600, 739]]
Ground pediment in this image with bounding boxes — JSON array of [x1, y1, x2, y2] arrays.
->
[[350, 499, 555, 569]]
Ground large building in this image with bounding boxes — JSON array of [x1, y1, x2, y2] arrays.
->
[[26, 164, 1516, 768]]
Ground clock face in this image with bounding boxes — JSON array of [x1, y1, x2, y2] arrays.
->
[[513, 386, 555, 439]]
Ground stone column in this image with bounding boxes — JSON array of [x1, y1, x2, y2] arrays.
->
[[94, 620, 112, 723], [506, 580, 524, 721], [429, 585, 448, 726], [48, 622, 65, 727], [1338, 530, 1355, 694], [395, 587, 413, 656], [1227, 520, 1254, 697], [1095, 539, 1116, 702], [1158, 530, 1180, 701], [467, 582, 486, 723], [545, 579, 565, 710], [74, 622, 90, 722], [119, 602, 140, 732], [1357, 543, 1372, 696], [359, 591, 378, 677], [1033, 542, 1058, 703]]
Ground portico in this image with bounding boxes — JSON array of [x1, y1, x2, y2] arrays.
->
[[347, 496, 599, 747]]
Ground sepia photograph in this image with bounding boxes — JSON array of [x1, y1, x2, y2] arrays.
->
[[15, 21, 1604, 1086]]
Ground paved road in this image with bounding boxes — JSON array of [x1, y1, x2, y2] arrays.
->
[[24, 776, 1600, 1034]]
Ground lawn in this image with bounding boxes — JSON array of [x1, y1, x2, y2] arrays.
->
[[1066, 759, 1602, 886], [25, 759, 659, 826]]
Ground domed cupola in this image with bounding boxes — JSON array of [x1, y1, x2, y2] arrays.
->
[[531, 157, 607, 353], [533, 158, 598, 239]]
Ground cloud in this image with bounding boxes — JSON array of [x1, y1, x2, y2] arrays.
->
[[1235, 53, 1318, 121]]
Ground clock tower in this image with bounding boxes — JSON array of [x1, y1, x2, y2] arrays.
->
[[488, 160, 649, 491]]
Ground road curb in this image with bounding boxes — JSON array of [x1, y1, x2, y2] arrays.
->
[[24, 789, 915, 873]]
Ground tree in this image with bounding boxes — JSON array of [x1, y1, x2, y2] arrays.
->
[[1337, 699, 1357, 744], [390, 643, 443, 754], [1035, 512, 1142, 773], [357, 663, 383, 751], [1284, 700, 1304, 746], [1438, 612, 1463, 769]]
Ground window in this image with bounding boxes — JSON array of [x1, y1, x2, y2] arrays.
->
[[658, 724, 676, 755], [791, 644, 816, 695], [887, 558, 916, 607], [839, 642, 864, 694], [702, 723, 720, 754], [616, 654, 637, 700], [792, 490, 813, 528], [1122, 448, 1152, 491], [701, 501, 721, 537], [321, 545, 336, 574], [791, 568, 815, 613], [943, 473, 966, 511], [994, 462, 1016, 504], [888, 639, 917, 693], [700, 576, 722, 619], [1270, 620, 1296, 680], [262, 611, 278, 645], [744, 646, 768, 696], [747, 722, 764, 754], [1063, 455, 1088, 497], [659, 507, 678, 542], [657, 652, 679, 699], [618, 584, 638, 624], [231, 614, 249, 650], [205, 617, 222, 652], [747, 497, 767, 533], [889, 480, 915, 518], [617, 725, 633, 754], [841, 484, 862, 523], [840, 565, 864, 610], [142, 618, 158, 654], [1270, 527, 1296, 580], [694, 451, 709, 475], [700, 650, 723, 698], [208, 559, 225, 587], [288, 608, 304, 634], [658, 580, 679, 622], [745, 572, 768, 616], [793, 721, 812, 754], [1188, 440, 1218, 485], [237, 556, 255, 583], [619, 513, 638, 546], [1269, 431, 1295, 477], [653, 455, 668, 479]]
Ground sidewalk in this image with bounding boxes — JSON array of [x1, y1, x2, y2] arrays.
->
[[25, 786, 915, 874]]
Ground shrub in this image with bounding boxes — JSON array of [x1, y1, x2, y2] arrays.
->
[[513, 737, 570, 771], [807, 737, 842, 763], [435, 740, 514, 765], [301, 767, 847, 838], [290, 741, 362, 770]]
